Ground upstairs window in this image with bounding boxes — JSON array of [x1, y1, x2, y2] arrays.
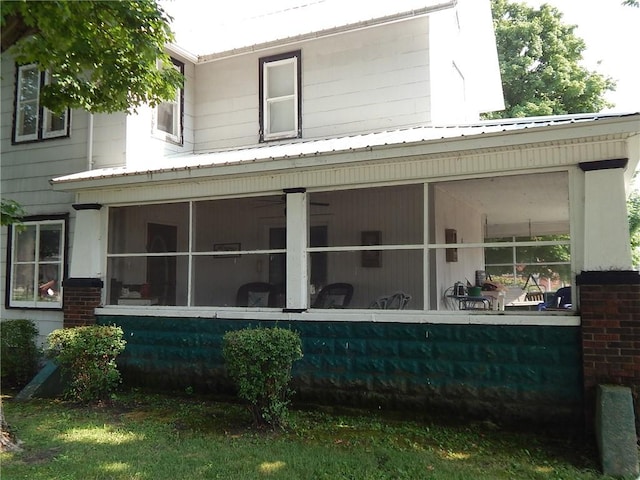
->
[[13, 64, 70, 143], [152, 58, 184, 144], [259, 50, 301, 142], [7, 217, 67, 309]]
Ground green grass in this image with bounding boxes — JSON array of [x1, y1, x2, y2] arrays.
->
[[1, 390, 612, 480]]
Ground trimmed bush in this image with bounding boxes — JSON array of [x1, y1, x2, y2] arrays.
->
[[0, 319, 40, 388], [46, 325, 126, 402], [223, 327, 302, 428]]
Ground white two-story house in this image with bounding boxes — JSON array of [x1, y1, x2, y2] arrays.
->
[[2, 0, 638, 422]]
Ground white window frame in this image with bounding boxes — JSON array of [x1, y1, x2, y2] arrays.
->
[[42, 71, 70, 139], [260, 51, 301, 142], [152, 58, 183, 144], [14, 64, 69, 143], [8, 218, 66, 309]]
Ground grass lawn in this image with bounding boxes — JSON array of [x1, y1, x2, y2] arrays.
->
[[1, 390, 613, 480]]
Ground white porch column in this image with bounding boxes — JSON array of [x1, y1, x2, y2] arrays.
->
[[285, 189, 308, 310], [581, 160, 632, 270], [69, 204, 104, 278]]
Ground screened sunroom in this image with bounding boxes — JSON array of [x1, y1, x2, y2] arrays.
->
[[105, 171, 572, 312]]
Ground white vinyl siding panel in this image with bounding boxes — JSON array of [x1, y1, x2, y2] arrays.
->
[[194, 56, 257, 151], [304, 24, 431, 136], [0, 58, 85, 328], [192, 17, 431, 151]]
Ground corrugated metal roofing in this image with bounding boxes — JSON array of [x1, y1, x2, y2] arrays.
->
[[51, 112, 640, 185]]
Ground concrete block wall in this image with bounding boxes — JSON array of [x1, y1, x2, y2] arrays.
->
[[98, 315, 582, 424]]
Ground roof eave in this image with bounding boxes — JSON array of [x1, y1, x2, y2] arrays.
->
[[196, 2, 456, 64], [50, 113, 640, 192]]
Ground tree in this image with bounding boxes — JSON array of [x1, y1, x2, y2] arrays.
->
[[623, 1, 639, 7], [1, 199, 26, 227], [488, 0, 615, 118], [1, 0, 182, 114]]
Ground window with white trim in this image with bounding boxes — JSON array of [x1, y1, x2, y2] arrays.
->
[[13, 64, 69, 143], [259, 50, 301, 142], [7, 218, 67, 309], [152, 58, 184, 144]]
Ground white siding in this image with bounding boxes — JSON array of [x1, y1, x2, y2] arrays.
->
[[91, 112, 127, 169], [195, 54, 258, 150], [0, 57, 84, 338], [124, 57, 196, 168], [428, 1, 504, 123], [193, 17, 432, 151], [303, 19, 431, 138]]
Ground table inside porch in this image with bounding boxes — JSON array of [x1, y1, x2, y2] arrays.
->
[[447, 295, 492, 310]]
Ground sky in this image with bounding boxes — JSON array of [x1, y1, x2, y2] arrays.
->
[[162, 0, 640, 112]]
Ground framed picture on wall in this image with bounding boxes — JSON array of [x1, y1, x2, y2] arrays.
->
[[213, 242, 240, 258], [361, 230, 382, 268]]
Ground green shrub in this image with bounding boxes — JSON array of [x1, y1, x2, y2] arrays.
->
[[46, 325, 126, 402], [0, 319, 41, 388], [223, 327, 302, 428]]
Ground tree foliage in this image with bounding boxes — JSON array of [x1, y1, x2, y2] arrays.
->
[[47, 325, 127, 402], [0, 199, 26, 227], [488, 0, 615, 118], [1, 0, 183, 114], [0, 319, 40, 388]]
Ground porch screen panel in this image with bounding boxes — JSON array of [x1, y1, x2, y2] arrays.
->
[[311, 250, 423, 309], [192, 253, 285, 307], [108, 203, 189, 254], [431, 172, 571, 312], [308, 184, 423, 310], [193, 196, 286, 307], [107, 256, 188, 306], [107, 203, 189, 306]]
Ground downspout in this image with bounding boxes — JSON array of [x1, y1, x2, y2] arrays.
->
[[86, 112, 94, 170]]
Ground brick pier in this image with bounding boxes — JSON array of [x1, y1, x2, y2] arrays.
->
[[577, 271, 640, 430], [62, 278, 103, 328]]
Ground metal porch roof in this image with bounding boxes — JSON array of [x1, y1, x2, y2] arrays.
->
[[50, 112, 640, 187]]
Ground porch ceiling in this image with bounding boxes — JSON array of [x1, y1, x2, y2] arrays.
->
[[436, 172, 569, 230]]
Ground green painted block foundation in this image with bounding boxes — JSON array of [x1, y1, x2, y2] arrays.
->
[[98, 316, 582, 424]]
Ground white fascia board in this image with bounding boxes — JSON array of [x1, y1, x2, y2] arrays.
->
[[50, 114, 640, 192], [166, 43, 198, 64]]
